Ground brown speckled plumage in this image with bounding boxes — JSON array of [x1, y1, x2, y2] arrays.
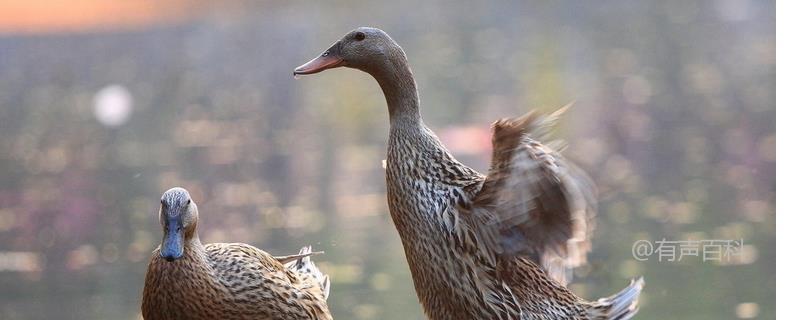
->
[[141, 187, 331, 320], [296, 27, 644, 319]]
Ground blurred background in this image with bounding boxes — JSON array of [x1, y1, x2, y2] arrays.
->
[[0, 1, 774, 319]]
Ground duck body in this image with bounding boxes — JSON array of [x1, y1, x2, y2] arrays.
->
[[142, 243, 331, 320], [296, 27, 643, 319], [385, 119, 646, 320], [141, 188, 331, 320]]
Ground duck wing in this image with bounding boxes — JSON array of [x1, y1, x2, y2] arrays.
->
[[470, 105, 597, 284], [204, 243, 332, 319], [205, 242, 287, 274]]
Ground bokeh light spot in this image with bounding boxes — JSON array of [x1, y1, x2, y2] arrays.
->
[[93, 84, 132, 127]]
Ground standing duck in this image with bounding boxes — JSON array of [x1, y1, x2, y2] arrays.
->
[[295, 27, 643, 319], [141, 187, 332, 320]]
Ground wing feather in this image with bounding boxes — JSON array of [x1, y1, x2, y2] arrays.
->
[[471, 105, 596, 284]]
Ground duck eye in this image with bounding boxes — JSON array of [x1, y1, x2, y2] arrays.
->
[[186, 199, 192, 206], [354, 32, 366, 41]]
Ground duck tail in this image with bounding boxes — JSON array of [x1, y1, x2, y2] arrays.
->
[[284, 246, 331, 300], [587, 277, 644, 320]]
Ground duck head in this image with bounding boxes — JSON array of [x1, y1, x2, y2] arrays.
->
[[158, 187, 198, 262], [294, 27, 407, 76]]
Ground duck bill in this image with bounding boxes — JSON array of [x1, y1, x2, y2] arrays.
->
[[294, 41, 345, 76], [160, 218, 184, 262], [293, 55, 344, 76]]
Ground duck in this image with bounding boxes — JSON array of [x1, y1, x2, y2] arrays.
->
[[141, 187, 332, 320], [294, 27, 644, 320]]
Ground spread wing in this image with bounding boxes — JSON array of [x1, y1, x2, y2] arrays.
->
[[471, 105, 597, 284]]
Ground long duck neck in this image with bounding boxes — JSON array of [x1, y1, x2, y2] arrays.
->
[[370, 54, 422, 127], [368, 51, 470, 175]]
